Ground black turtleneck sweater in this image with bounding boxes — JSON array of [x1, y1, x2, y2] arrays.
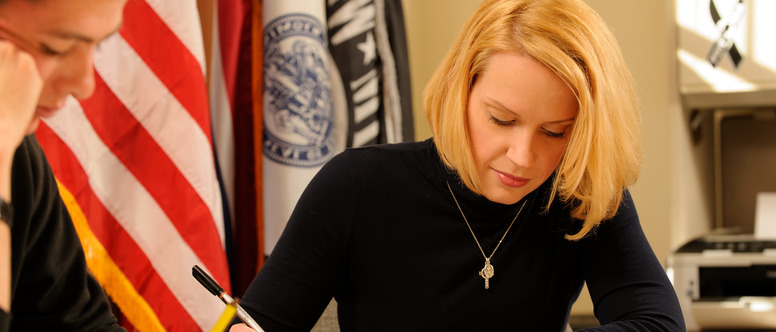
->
[[239, 139, 684, 331]]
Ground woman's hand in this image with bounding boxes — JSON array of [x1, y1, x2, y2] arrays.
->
[[228, 323, 256, 331]]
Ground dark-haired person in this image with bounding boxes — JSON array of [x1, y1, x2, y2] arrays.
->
[[0, 0, 128, 330]]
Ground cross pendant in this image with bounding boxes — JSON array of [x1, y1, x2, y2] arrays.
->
[[478, 259, 494, 289]]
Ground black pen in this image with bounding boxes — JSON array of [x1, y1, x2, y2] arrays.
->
[[192, 265, 264, 331]]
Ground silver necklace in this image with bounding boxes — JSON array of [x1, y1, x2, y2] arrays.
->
[[446, 181, 527, 289]]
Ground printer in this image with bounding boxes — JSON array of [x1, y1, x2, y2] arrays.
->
[[667, 234, 776, 331]]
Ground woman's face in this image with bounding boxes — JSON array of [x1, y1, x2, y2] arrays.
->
[[467, 52, 578, 205], [0, 0, 126, 128]]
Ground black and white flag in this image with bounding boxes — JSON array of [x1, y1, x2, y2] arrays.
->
[[327, 0, 414, 147]]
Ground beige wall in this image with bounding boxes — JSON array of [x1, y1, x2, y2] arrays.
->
[[401, 0, 481, 140], [401, 0, 705, 317]]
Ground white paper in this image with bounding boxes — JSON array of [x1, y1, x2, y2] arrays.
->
[[754, 192, 776, 239]]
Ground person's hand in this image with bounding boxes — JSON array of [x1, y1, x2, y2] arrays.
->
[[0, 38, 42, 150], [228, 323, 256, 331], [0, 37, 38, 315], [0, 38, 42, 199]]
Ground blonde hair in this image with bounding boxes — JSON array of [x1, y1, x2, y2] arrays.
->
[[424, 0, 641, 240]]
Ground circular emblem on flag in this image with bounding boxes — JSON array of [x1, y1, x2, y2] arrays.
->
[[263, 14, 335, 167]]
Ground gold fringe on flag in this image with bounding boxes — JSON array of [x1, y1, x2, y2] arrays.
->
[[56, 180, 167, 332]]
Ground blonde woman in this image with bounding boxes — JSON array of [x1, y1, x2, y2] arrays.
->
[[234, 0, 684, 330]]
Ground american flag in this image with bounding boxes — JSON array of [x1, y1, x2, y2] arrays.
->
[[34, 0, 412, 329], [35, 0, 234, 330]]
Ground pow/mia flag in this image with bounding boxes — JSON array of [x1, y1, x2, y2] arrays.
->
[[262, 0, 413, 254], [327, 0, 414, 147]]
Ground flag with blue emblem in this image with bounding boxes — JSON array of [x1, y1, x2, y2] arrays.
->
[[262, 0, 414, 254]]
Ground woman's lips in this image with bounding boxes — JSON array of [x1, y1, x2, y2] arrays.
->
[[494, 169, 529, 188]]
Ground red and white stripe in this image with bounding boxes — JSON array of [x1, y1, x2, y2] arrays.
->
[[209, 0, 239, 228]]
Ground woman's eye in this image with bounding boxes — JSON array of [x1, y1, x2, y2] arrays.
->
[[488, 113, 514, 126], [543, 129, 567, 139]]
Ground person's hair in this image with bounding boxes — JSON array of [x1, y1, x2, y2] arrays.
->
[[424, 0, 641, 241], [0, 0, 40, 6]]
